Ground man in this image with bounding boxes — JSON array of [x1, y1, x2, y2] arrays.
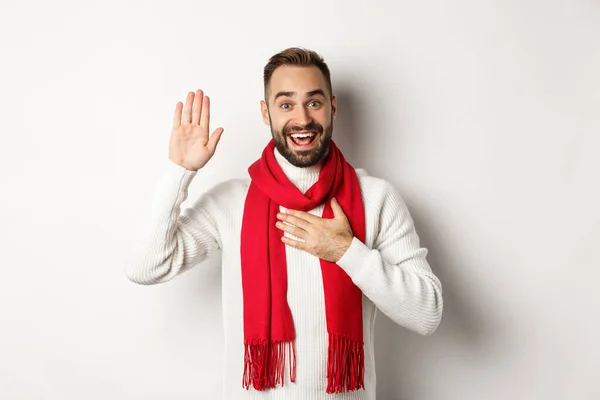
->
[[127, 47, 443, 399]]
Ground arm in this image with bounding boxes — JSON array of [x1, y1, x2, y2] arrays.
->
[[126, 89, 225, 285], [336, 182, 443, 336], [125, 159, 221, 285]]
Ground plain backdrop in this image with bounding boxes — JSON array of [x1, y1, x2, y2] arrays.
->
[[1, 0, 598, 399]]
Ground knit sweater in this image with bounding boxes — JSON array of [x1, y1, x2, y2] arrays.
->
[[126, 147, 443, 400]]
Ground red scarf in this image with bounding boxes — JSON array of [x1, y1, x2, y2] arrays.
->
[[241, 139, 365, 393]]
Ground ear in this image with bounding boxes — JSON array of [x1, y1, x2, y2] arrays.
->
[[331, 95, 337, 121], [260, 100, 271, 126]]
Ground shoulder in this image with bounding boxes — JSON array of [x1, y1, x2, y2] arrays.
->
[[205, 177, 250, 198], [188, 177, 250, 214], [352, 168, 416, 248], [354, 168, 404, 208]]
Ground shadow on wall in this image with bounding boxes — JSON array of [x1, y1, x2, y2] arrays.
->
[[328, 85, 361, 165], [333, 83, 494, 399]]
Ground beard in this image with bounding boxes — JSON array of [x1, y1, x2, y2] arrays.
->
[[270, 115, 333, 168]]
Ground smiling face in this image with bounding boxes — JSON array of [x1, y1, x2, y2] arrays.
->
[[261, 65, 337, 168]]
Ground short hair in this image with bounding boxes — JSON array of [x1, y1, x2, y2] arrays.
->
[[263, 47, 333, 101]]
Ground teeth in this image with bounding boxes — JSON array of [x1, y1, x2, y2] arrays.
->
[[291, 132, 315, 138]]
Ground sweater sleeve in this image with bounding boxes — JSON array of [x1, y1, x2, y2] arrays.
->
[[335, 181, 443, 336], [125, 159, 222, 285]]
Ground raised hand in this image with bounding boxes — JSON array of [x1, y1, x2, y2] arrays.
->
[[169, 89, 224, 171]]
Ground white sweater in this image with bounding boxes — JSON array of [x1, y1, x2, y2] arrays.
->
[[126, 148, 443, 400]]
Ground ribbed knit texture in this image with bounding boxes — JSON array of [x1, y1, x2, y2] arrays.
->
[[127, 148, 444, 400]]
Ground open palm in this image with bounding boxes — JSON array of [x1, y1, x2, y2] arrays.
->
[[169, 89, 224, 171]]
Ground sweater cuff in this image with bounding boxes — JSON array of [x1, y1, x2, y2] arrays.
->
[[336, 236, 372, 279], [162, 158, 198, 189]]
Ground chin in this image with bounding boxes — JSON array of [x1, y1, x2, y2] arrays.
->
[[281, 138, 331, 168]]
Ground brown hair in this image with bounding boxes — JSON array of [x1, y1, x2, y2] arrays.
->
[[263, 47, 333, 101]]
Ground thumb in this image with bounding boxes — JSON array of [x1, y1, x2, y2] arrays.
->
[[207, 127, 224, 154], [331, 197, 347, 219]]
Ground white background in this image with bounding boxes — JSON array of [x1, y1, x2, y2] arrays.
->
[[1, 0, 598, 399]]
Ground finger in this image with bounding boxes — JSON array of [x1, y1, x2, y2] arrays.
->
[[200, 95, 210, 132], [172, 102, 183, 128], [284, 209, 321, 224], [206, 127, 224, 155], [182, 91, 194, 124], [191, 89, 204, 125], [276, 221, 308, 239], [331, 198, 347, 219], [277, 213, 312, 231], [281, 236, 307, 250]]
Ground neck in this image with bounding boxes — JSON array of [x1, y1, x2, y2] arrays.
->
[[274, 147, 322, 194]]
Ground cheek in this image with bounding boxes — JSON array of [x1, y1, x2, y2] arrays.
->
[[312, 110, 331, 124], [272, 115, 291, 130], [272, 118, 285, 130]]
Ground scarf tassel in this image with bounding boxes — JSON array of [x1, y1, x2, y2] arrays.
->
[[243, 340, 296, 390], [326, 334, 365, 393]]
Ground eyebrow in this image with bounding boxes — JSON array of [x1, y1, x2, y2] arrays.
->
[[273, 89, 327, 101]]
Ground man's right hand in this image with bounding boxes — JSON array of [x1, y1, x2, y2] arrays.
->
[[169, 89, 224, 171]]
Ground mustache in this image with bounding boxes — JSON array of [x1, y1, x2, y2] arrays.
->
[[283, 122, 323, 135]]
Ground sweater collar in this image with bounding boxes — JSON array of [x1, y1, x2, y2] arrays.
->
[[274, 146, 322, 195]]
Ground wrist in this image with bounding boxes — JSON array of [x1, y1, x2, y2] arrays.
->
[[168, 157, 200, 172], [334, 235, 354, 262]]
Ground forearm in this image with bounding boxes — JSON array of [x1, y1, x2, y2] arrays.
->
[[126, 160, 220, 285], [337, 237, 443, 335]]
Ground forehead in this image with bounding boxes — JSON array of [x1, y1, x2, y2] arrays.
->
[[268, 65, 329, 99]]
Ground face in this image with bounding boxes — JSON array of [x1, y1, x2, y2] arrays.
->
[[261, 65, 337, 168]]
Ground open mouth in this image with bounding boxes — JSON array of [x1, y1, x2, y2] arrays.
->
[[288, 131, 318, 148]]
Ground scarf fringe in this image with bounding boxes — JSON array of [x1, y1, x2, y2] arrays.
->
[[243, 339, 296, 391], [326, 333, 365, 393]]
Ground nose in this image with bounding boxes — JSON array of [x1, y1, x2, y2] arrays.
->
[[294, 105, 312, 126]]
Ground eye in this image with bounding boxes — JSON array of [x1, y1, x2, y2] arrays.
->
[[280, 103, 291, 110], [308, 100, 321, 107]]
